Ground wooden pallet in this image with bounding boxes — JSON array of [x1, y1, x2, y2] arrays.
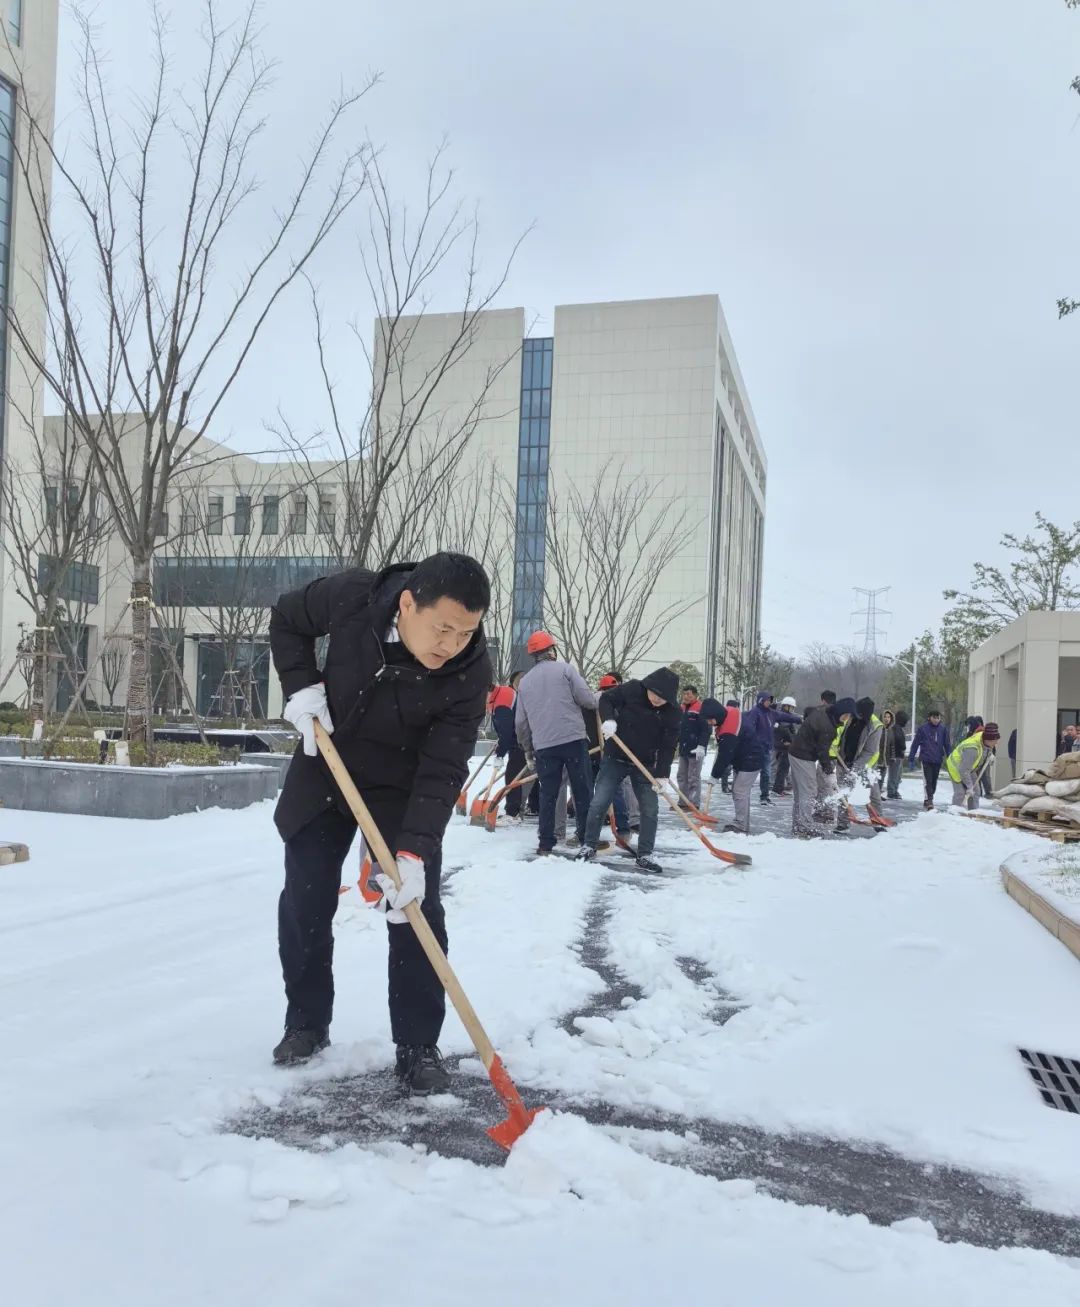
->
[[0, 841, 29, 864], [959, 807, 1080, 844]]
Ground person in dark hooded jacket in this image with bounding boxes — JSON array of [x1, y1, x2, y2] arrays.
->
[[744, 691, 802, 804], [833, 697, 885, 833], [579, 667, 680, 873], [700, 699, 765, 834]]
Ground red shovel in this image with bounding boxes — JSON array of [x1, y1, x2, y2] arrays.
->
[[610, 734, 752, 867], [455, 743, 497, 816], [316, 723, 543, 1149]]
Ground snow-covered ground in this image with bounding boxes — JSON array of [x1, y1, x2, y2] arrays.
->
[[2, 775, 1079, 1306]]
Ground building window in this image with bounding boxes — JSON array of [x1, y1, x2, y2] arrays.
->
[[317, 492, 336, 536], [44, 483, 58, 527], [6, 0, 20, 45], [180, 498, 197, 536], [234, 494, 251, 536], [37, 556, 101, 605], [261, 494, 279, 535], [207, 494, 224, 536], [510, 337, 553, 660], [153, 508, 168, 540], [288, 494, 307, 535]]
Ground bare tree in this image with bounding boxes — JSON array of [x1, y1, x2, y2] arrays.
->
[[100, 640, 128, 709], [0, 369, 112, 719], [163, 461, 309, 720], [543, 467, 699, 678], [2, 1, 371, 754], [427, 465, 516, 680], [277, 149, 523, 574], [713, 640, 795, 704]]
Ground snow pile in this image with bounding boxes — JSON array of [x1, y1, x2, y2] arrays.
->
[[2, 798, 1080, 1304]]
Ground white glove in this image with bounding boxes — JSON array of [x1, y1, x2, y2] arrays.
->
[[693, 745, 706, 760], [283, 683, 334, 757], [374, 853, 426, 924], [601, 719, 618, 739]]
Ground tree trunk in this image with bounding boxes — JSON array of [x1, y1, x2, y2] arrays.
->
[[30, 624, 47, 722], [126, 560, 154, 761]]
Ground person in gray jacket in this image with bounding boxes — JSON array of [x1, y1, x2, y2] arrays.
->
[[515, 630, 598, 854]]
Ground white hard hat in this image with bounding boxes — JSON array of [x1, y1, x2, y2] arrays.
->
[[781, 695, 797, 707]]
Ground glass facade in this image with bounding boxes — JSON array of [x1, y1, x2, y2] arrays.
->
[[0, 80, 15, 467], [7, 0, 21, 45], [510, 337, 553, 665], [153, 555, 337, 609], [37, 556, 101, 605]]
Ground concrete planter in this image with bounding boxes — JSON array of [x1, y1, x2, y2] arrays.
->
[[1001, 852, 1080, 963], [242, 752, 294, 790], [0, 757, 276, 819]]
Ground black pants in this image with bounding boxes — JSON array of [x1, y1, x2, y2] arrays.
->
[[535, 738, 593, 850], [772, 750, 791, 793], [504, 744, 539, 817], [278, 803, 447, 1045], [922, 761, 941, 802]]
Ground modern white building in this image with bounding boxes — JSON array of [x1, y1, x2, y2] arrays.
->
[[0, 1, 61, 686], [1, 293, 766, 720], [968, 611, 1080, 782], [387, 294, 767, 685]]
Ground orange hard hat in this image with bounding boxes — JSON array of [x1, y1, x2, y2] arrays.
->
[[598, 673, 619, 689], [526, 630, 556, 655]]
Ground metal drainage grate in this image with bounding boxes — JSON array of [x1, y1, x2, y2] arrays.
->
[[1020, 1049, 1080, 1114]]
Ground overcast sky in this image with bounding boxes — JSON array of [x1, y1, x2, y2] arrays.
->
[[58, 0, 1080, 658]]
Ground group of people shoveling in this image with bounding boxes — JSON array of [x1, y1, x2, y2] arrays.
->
[[263, 551, 997, 1141]]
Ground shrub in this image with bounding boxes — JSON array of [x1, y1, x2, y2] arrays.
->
[[38, 739, 225, 767]]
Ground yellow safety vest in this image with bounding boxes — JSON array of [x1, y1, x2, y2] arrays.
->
[[946, 732, 984, 784], [829, 722, 845, 759]]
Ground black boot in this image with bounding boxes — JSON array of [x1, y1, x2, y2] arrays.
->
[[395, 1044, 451, 1096], [272, 1028, 329, 1066], [634, 853, 662, 874]]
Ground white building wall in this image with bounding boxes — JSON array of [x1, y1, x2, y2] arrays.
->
[[968, 611, 1080, 783], [0, 1, 61, 694]]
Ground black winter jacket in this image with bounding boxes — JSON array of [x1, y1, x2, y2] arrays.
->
[[678, 701, 711, 757], [700, 701, 765, 775], [789, 701, 853, 770], [269, 564, 491, 859], [599, 668, 680, 777]]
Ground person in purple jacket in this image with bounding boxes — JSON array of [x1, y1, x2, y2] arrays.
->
[[907, 709, 952, 810], [744, 691, 803, 805]]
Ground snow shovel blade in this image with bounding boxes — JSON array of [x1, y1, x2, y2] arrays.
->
[[469, 797, 487, 825], [484, 802, 499, 832], [483, 1053, 546, 1149], [454, 792, 467, 816], [867, 805, 896, 828]]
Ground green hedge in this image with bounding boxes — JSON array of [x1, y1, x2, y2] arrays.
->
[[34, 739, 225, 767]]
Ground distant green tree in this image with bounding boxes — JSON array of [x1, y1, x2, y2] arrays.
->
[[942, 512, 1080, 650], [714, 640, 795, 704], [880, 633, 969, 730], [668, 661, 705, 695]]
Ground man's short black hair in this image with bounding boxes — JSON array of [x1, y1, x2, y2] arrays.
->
[[408, 552, 490, 613], [821, 690, 837, 705], [683, 685, 698, 696]]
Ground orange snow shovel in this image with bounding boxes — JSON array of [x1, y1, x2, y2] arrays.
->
[[483, 763, 534, 831], [315, 723, 543, 1149], [470, 761, 505, 825], [455, 742, 498, 816], [610, 734, 752, 867]]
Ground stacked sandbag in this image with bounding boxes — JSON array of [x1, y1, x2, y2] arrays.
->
[[993, 752, 1080, 826]]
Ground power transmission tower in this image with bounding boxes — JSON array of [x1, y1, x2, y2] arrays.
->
[[852, 587, 891, 656]]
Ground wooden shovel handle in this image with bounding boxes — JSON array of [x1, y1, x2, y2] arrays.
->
[[610, 733, 703, 837], [314, 722, 497, 1070]]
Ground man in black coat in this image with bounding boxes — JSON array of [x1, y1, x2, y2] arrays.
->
[[269, 553, 492, 1092], [578, 667, 680, 873]]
